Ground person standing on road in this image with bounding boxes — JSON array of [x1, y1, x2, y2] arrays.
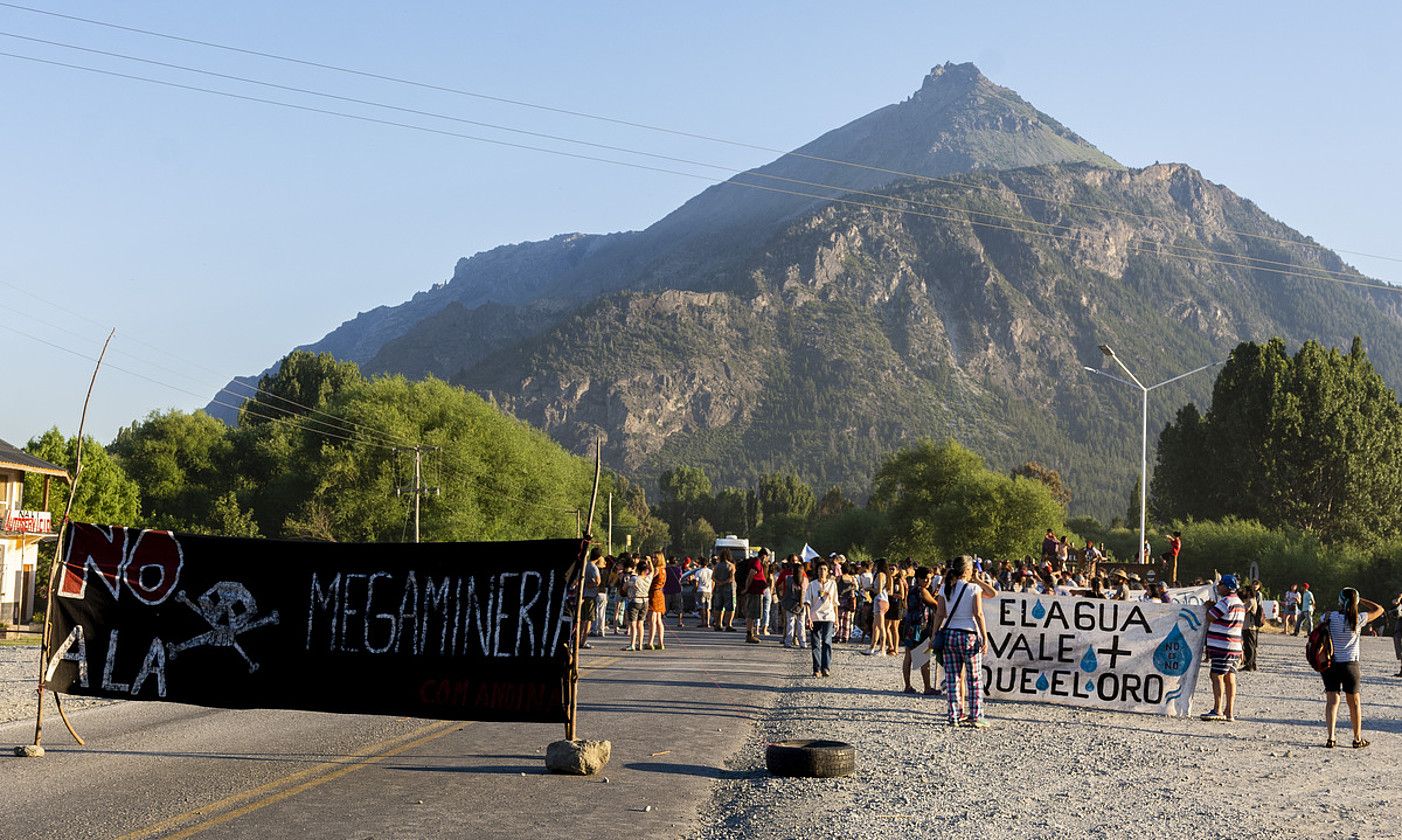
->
[[1240, 583, 1263, 671], [1201, 574, 1245, 722], [664, 556, 684, 629], [902, 567, 936, 695], [928, 555, 990, 728], [646, 554, 668, 651], [1283, 584, 1300, 634], [778, 556, 805, 648], [693, 557, 714, 630], [712, 550, 736, 632], [579, 547, 602, 648], [1296, 583, 1315, 636], [742, 549, 770, 644], [836, 564, 857, 643], [1392, 592, 1402, 676], [863, 559, 890, 656], [1318, 587, 1386, 748], [805, 561, 838, 677], [623, 558, 650, 652]]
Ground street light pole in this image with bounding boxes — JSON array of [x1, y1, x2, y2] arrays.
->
[[1085, 346, 1222, 578]]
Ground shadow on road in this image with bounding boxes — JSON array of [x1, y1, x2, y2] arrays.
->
[[622, 761, 764, 780]]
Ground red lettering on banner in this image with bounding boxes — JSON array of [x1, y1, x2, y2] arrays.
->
[[56, 524, 183, 605], [57, 524, 127, 600]]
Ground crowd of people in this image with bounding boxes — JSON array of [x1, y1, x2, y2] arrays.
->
[[575, 541, 1402, 744]]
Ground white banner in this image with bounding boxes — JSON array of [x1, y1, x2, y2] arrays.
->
[[978, 592, 1209, 717]]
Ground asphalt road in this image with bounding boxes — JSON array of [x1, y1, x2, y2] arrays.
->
[[0, 626, 803, 840]]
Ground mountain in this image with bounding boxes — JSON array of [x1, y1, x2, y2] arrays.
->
[[210, 63, 1402, 520]]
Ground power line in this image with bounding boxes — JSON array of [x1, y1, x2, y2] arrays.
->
[[0, 278, 417, 449], [3, 0, 1397, 267], [1, 49, 1392, 296], [5, 322, 404, 451], [0, 30, 1374, 289]]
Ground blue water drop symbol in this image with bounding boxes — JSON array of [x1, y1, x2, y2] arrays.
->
[[1035, 672, 1050, 691], [1085, 680, 1096, 693], [1080, 646, 1099, 672], [1031, 600, 1047, 620], [1153, 623, 1192, 677]]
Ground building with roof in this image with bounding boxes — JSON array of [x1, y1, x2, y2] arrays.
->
[[0, 438, 66, 626]]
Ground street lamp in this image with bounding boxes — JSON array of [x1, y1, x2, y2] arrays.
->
[[1084, 346, 1223, 582]]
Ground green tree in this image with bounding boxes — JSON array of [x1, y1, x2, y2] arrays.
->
[[679, 516, 718, 557], [656, 466, 713, 545], [1154, 337, 1402, 545], [816, 486, 855, 518], [872, 439, 1061, 561], [239, 350, 362, 427], [23, 428, 140, 525], [757, 472, 816, 521], [109, 409, 236, 530]]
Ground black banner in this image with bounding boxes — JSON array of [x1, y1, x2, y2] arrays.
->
[[44, 523, 585, 722]]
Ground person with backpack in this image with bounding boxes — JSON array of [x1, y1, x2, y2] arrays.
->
[[1316, 587, 1386, 748]]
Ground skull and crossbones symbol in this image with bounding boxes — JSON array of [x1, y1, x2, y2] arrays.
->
[[166, 582, 280, 673]]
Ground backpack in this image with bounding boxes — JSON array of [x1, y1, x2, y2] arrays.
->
[[1305, 618, 1333, 673]]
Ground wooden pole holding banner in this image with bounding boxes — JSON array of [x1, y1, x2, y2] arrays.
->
[[21, 328, 114, 755], [565, 437, 603, 742]]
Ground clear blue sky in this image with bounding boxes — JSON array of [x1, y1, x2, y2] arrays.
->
[[2, 1, 1399, 445]]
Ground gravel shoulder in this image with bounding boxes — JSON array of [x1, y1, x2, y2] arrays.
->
[[1, 643, 118, 726], [692, 632, 1401, 840]]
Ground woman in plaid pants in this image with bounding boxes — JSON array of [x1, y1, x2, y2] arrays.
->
[[929, 555, 993, 728]]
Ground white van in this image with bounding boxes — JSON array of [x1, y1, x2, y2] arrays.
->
[[712, 535, 754, 560]]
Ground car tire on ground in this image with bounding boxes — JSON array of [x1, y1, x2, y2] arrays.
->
[[764, 739, 856, 778]]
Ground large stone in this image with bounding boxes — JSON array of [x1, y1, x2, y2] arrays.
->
[[545, 739, 611, 775], [13, 745, 45, 758]]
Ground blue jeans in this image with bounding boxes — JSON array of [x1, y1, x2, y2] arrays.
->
[[1296, 611, 1313, 635], [810, 621, 834, 673]]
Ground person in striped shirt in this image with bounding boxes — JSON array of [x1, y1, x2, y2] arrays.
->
[[1317, 587, 1385, 749], [1201, 574, 1245, 722]]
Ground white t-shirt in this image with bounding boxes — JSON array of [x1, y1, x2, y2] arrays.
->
[[805, 578, 838, 622], [857, 572, 873, 598], [627, 573, 652, 600], [940, 580, 979, 632], [695, 567, 713, 593]]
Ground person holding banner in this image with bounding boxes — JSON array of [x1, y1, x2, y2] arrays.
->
[[1201, 574, 1245, 722], [1318, 588, 1386, 749], [928, 555, 992, 728]]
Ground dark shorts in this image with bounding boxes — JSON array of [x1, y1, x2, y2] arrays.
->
[[665, 593, 681, 612], [581, 598, 598, 623], [1209, 653, 1240, 675], [712, 587, 734, 611], [626, 599, 648, 623], [886, 600, 902, 620], [1322, 660, 1361, 694], [741, 592, 765, 620]]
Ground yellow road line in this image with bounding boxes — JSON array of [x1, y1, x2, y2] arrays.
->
[[121, 655, 619, 840], [159, 721, 465, 840], [116, 719, 460, 840]]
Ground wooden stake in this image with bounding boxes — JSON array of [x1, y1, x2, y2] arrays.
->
[[565, 438, 603, 742], [30, 327, 113, 750]]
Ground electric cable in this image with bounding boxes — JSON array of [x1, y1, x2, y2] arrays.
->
[[3, 0, 1396, 265]]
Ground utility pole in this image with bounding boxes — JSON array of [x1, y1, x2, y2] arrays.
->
[[607, 492, 613, 556], [395, 445, 440, 543]]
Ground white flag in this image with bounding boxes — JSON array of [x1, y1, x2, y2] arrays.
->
[[800, 544, 819, 562]]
